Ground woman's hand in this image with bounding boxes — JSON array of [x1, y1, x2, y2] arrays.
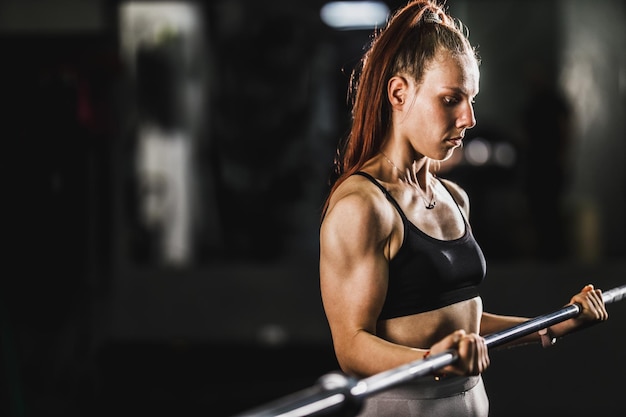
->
[[566, 284, 609, 328], [548, 284, 609, 342], [428, 329, 490, 377]]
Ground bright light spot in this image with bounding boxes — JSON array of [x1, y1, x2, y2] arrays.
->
[[493, 142, 516, 168], [465, 138, 491, 166], [320, 1, 390, 30], [257, 323, 289, 346]]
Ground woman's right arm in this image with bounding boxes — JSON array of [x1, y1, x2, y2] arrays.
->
[[320, 184, 429, 377]]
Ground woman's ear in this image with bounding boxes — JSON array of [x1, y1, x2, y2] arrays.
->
[[388, 75, 409, 109]]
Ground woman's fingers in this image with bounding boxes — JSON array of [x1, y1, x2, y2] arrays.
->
[[572, 285, 609, 323], [457, 333, 488, 375]]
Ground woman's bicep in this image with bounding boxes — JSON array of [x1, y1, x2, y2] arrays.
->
[[319, 195, 390, 339]]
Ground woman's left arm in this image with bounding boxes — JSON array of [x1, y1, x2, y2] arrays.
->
[[480, 284, 608, 348]]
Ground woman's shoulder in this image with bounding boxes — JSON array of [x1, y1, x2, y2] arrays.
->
[[323, 173, 395, 229], [438, 177, 470, 214], [329, 173, 386, 208]]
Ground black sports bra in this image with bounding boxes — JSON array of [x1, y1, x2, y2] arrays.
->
[[354, 171, 486, 320]]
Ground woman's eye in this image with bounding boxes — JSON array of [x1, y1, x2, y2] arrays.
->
[[443, 96, 459, 105]]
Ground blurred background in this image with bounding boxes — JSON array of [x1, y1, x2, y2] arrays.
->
[[1, 0, 625, 416]]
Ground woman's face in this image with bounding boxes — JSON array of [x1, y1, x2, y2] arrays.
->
[[397, 50, 480, 162]]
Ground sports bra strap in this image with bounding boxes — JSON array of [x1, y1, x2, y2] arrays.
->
[[353, 171, 409, 222]]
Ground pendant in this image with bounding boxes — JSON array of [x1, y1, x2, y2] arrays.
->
[[425, 201, 436, 209]]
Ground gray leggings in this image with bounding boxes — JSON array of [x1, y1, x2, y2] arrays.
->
[[356, 375, 489, 417]]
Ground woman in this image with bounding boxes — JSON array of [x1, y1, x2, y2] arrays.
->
[[318, 1, 608, 415]]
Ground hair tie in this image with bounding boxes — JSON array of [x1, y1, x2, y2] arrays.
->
[[423, 11, 442, 24]]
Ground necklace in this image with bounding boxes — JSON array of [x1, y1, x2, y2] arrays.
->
[[379, 151, 437, 209]]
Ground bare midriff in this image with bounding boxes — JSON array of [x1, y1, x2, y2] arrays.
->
[[376, 296, 483, 348]]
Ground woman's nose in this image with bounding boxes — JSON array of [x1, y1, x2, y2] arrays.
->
[[458, 102, 476, 129]]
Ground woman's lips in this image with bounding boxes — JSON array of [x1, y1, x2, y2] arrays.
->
[[447, 137, 463, 147]]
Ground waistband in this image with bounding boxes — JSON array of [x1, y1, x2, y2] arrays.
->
[[365, 375, 482, 400]]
